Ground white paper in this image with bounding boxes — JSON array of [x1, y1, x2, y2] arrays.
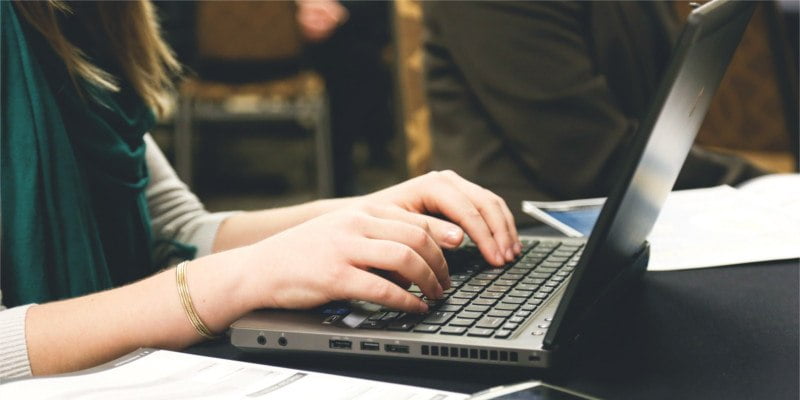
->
[[523, 175, 800, 271], [0, 349, 468, 400], [647, 185, 800, 271]]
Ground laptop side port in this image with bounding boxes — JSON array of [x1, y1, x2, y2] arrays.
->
[[384, 344, 409, 354], [329, 339, 352, 350], [360, 341, 380, 351]]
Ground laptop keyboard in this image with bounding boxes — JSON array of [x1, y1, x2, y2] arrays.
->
[[356, 239, 583, 339]]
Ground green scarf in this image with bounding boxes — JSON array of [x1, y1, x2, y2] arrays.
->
[[1, 2, 164, 307]]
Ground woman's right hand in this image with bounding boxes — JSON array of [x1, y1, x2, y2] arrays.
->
[[235, 204, 460, 314]]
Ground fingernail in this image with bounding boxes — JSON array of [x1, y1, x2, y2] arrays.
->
[[437, 284, 444, 299], [418, 301, 429, 313], [495, 251, 505, 265], [514, 242, 522, 254], [445, 276, 452, 290], [445, 228, 462, 245], [505, 249, 514, 261]]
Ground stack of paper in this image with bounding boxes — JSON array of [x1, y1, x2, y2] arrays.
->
[[0, 349, 468, 400]]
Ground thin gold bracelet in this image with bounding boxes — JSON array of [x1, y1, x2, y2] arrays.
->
[[176, 261, 219, 340]]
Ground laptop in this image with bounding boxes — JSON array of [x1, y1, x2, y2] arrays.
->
[[230, 0, 756, 367]]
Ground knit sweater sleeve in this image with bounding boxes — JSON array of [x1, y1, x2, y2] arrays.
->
[[144, 134, 240, 265], [0, 302, 35, 380]]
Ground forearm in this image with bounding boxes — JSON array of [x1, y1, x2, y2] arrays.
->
[[25, 248, 254, 376], [212, 197, 357, 252]]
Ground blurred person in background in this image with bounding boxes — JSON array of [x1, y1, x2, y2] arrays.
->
[[297, 0, 395, 196], [423, 1, 766, 224]]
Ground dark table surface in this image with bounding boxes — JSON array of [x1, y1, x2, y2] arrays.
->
[[187, 259, 799, 399]]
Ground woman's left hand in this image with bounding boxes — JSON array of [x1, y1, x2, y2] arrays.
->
[[362, 170, 521, 267]]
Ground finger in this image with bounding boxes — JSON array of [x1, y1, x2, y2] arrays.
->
[[499, 198, 522, 254], [349, 237, 444, 300], [365, 205, 464, 249], [419, 175, 505, 266], [357, 214, 450, 288], [442, 171, 518, 261], [338, 268, 428, 313]]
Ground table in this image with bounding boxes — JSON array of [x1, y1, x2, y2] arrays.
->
[[187, 260, 798, 399]]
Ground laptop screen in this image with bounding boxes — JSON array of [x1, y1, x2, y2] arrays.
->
[[544, 0, 756, 348]]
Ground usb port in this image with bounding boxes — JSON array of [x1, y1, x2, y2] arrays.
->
[[384, 344, 409, 354], [360, 341, 380, 351], [329, 340, 352, 350]]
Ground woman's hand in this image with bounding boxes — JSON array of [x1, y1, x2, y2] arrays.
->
[[239, 204, 459, 313], [363, 170, 521, 267]]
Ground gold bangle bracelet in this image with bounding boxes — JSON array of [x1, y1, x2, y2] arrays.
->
[[176, 261, 219, 340]]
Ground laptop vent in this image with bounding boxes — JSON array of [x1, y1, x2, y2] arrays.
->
[[420, 345, 518, 362]]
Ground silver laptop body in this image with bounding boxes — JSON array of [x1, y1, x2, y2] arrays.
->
[[230, 0, 755, 368]]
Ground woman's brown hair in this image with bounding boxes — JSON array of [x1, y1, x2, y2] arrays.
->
[[13, 0, 180, 117]]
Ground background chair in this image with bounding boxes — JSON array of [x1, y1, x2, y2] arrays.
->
[[172, 1, 333, 197]]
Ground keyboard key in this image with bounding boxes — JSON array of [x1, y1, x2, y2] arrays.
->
[[496, 302, 520, 311], [486, 284, 511, 293], [479, 292, 503, 300], [540, 261, 563, 268], [523, 278, 546, 285], [494, 329, 513, 339], [527, 298, 544, 306], [457, 311, 482, 320], [437, 305, 463, 313], [460, 285, 482, 293], [475, 272, 499, 280], [358, 320, 387, 329], [539, 286, 554, 293], [502, 273, 525, 280], [368, 312, 386, 321], [440, 326, 467, 335], [473, 298, 498, 306], [509, 316, 525, 323], [515, 311, 532, 317], [533, 292, 549, 300], [381, 311, 401, 321], [521, 304, 537, 311], [476, 317, 506, 329], [465, 305, 490, 313], [502, 322, 519, 330], [453, 291, 477, 300], [487, 309, 513, 318], [448, 318, 475, 327], [529, 272, 551, 279], [500, 296, 526, 304], [467, 328, 495, 337], [468, 279, 493, 286], [495, 279, 518, 286], [422, 311, 454, 325], [508, 290, 533, 298], [544, 280, 560, 287], [387, 314, 422, 331], [444, 297, 469, 306], [386, 321, 415, 331], [515, 283, 539, 291], [413, 324, 440, 333]]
